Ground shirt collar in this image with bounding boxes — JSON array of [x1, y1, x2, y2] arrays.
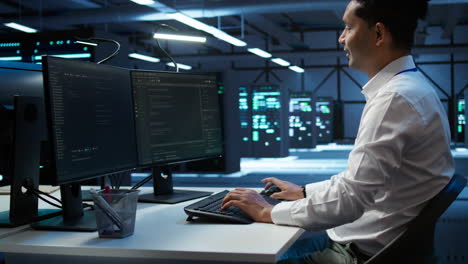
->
[[361, 55, 416, 101]]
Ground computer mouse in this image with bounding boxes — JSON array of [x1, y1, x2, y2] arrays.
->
[[260, 186, 282, 197]]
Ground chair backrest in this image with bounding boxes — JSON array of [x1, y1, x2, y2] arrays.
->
[[364, 173, 467, 264]]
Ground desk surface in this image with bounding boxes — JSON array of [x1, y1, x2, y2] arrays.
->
[[0, 186, 60, 240], [0, 187, 304, 264], [0, 196, 22, 239]]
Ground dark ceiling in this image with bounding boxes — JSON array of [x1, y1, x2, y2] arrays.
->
[[1, 0, 468, 64]]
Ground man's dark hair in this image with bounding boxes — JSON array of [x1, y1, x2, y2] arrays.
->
[[353, 0, 429, 51]]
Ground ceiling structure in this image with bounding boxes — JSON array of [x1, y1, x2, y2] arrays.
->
[[1, 0, 468, 66]]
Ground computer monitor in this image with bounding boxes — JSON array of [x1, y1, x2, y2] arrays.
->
[[0, 62, 59, 227], [0, 62, 58, 187], [32, 56, 138, 231], [0, 61, 43, 187], [130, 70, 223, 203]]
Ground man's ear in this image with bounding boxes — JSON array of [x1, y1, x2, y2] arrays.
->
[[375, 22, 386, 47]]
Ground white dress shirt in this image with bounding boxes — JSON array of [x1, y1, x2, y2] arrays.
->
[[271, 55, 455, 255]]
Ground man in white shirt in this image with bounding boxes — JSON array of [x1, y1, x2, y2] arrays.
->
[[222, 0, 455, 263]]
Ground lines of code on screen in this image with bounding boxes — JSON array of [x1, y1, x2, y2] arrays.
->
[[131, 71, 223, 166], [44, 57, 137, 184]]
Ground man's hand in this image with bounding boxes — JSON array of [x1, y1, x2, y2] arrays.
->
[[221, 188, 274, 223], [262, 177, 305, 201]]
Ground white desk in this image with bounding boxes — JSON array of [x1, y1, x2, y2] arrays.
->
[[0, 197, 28, 240], [0, 187, 304, 264]]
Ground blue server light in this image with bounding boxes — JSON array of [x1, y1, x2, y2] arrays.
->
[[0, 56, 22, 61]]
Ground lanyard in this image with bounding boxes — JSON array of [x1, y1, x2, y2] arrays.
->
[[394, 68, 417, 76]]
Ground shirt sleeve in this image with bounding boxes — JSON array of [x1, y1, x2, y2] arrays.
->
[[304, 180, 332, 197], [271, 91, 424, 230]]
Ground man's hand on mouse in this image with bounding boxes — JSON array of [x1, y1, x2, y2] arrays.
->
[[262, 177, 305, 201], [221, 188, 274, 223]]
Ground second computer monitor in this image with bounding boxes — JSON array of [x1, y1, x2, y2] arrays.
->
[[131, 70, 223, 166], [131, 70, 223, 203]]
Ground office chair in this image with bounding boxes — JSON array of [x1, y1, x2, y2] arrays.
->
[[363, 173, 467, 264]]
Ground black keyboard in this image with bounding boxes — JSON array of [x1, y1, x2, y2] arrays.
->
[[184, 190, 281, 224]]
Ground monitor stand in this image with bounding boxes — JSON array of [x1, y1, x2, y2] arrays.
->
[[138, 166, 212, 204], [31, 183, 97, 232], [0, 96, 61, 227]]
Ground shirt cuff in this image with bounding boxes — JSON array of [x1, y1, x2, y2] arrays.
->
[[271, 201, 296, 226]]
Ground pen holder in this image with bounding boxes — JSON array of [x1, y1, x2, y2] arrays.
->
[[92, 189, 140, 238]]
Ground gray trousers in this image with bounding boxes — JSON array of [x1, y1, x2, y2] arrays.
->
[[277, 232, 370, 264]]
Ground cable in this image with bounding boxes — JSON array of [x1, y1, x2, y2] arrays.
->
[[83, 203, 94, 210], [31, 187, 62, 205], [74, 37, 121, 64], [155, 38, 179, 72], [89, 38, 121, 64], [159, 23, 180, 33], [29, 189, 63, 209], [155, 24, 179, 72], [27, 186, 95, 210], [131, 174, 153, 190]]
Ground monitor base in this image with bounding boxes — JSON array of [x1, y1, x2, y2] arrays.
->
[[31, 209, 96, 232], [0, 209, 62, 227]]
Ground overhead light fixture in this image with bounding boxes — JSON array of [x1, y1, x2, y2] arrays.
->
[[166, 62, 192, 70], [167, 13, 247, 47], [167, 13, 216, 34], [271, 58, 290, 67], [4, 22, 37, 33], [247, 48, 272, 58], [289, 65, 305, 73], [34, 54, 92, 60], [211, 30, 247, 47], [153, 33, 206, 43], [74, 40, 98, 46], [128, 53, 160, 63], [129, 0, 155, 5]]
